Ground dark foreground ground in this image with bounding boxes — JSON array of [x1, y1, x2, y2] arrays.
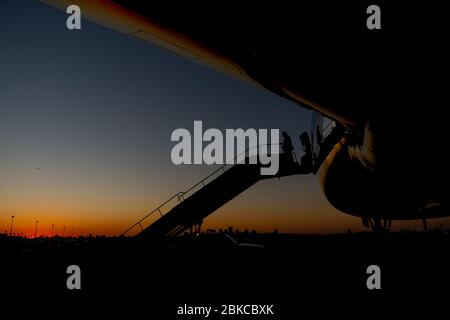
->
[[1, 231, 449, 318]]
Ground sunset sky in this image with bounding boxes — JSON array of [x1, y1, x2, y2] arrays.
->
[[1, 0, 449, 237]]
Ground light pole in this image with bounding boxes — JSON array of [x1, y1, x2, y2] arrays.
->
[[34, 220, 39, 238], [9, 216, 15, 236], [51, 224, 54, 238]]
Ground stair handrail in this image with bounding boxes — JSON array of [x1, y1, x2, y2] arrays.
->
[[120, 143, 281, 236]]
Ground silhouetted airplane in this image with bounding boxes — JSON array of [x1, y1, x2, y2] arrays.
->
[[39, 1, 450, 233]]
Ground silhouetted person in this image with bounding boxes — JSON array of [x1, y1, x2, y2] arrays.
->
[[299, 132, 313, 169], [316, 125, 322, 147], [281, 131, 294, 163]]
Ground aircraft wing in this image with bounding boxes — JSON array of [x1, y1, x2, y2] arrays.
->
[[38, 1, 379, 126]]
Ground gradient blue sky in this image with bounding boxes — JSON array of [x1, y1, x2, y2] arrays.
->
[[1, 0, 447, 236]]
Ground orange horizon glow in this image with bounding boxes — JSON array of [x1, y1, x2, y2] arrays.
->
[[3, 204, 450, 238], [2, 175, 450, 237]]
